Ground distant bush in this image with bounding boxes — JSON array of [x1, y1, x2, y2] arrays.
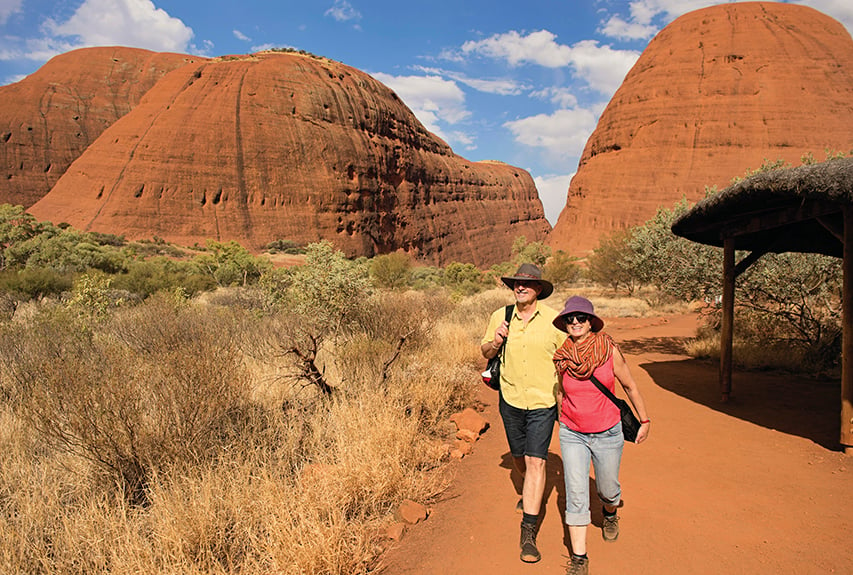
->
[[370, 252, 412, 289], [410, 265, 444, 290], [545, 250, 581, 285], [112, 257, 216, 298], [264, 238, 305, 255], [0, 267, 72, 299], [193, 240, 272, 287], [443, 262, 487, 296]]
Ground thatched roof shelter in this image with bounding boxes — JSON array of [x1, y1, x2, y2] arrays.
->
[[672, 157, 853, 256], [671, 157, 853, 452]]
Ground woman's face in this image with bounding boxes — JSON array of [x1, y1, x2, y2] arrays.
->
[[566, 313, 593, 342]]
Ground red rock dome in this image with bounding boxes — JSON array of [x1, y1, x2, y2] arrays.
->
[[548, 2, 853, 255], [0, 47, 198, 208], [25, 51, 549, 265]]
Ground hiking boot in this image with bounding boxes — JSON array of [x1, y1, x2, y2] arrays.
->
[[602, 512, 619, 541], [566, 554, 589, 575], [515, 498, 524, 514], [519, 521, 541, 563]]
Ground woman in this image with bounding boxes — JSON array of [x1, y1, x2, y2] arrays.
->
[[552, 296, 650, 575]]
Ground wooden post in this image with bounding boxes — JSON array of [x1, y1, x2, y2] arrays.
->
[[720, 237, 735, 403], [842, 208, 853, 452]]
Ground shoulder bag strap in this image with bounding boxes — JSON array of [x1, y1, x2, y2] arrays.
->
[[499, 305, 514, 361], [589, 373, 621, 408]]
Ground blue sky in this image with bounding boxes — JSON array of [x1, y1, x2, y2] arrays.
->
[[2, 1, 852, 224]]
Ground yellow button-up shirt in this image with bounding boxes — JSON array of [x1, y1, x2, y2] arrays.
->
[[482, 301, 566, 410]]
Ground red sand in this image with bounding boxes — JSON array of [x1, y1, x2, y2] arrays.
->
[[381, 313, 853, 574]]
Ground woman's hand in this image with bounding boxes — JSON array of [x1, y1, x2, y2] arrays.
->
[[634, 420, 650, 444]]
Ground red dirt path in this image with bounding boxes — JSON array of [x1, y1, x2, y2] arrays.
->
[[381, 313, 853, 574]]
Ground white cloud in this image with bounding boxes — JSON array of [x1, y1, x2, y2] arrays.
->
[[504, 107, 598, 166], [449, 130, 476, 150], [325, 0, 361, 22], [600, 15, 658, 40], [461, 29, 638, 97], [370, 72, 470, 141], [533, 173, 574, 226], [568, 40, 639, 95], [529, 87, 578, 108], [3, 72, 26, 84], [599, 1, 853, 41], [462, 30, 572, 67], [42, 0, 194, 53], [233, 29, 250, 42], [0, 0, 22, 25], [414, 65, 525, 96]]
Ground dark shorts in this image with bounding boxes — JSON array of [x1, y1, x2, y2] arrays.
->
[[498, 393, 557, 460]]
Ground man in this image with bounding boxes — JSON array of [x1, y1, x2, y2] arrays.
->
[[481, 263, 565, 563]]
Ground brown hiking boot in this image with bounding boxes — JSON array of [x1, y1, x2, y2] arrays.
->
[[602, 513, 619, 541], [519, 521, 541, 563], [566, 554, 589, 575]]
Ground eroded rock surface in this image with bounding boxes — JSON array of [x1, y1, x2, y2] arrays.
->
[[549, 2, 853, 255], [25, 51, 549, 265], [0, 47, 199, 208]]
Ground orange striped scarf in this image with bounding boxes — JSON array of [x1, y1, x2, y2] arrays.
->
[[553, 332, 617, 379]]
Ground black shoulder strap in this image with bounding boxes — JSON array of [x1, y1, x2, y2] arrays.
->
[[589, 373, 621, 408], [498, 305, 514, 361]]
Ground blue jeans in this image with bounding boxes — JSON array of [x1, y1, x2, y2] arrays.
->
[[559, 421, 623, 525]]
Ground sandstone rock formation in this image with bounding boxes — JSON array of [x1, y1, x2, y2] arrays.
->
[[549, 2, 853, 255], [0, 47, 199, 208], [24, 50, 549, 266]]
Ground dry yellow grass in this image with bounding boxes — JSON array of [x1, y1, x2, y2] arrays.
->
[[0, 288, 474, 574]]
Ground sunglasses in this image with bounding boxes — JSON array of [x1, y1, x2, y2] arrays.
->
[[565, 312, 591, 324]]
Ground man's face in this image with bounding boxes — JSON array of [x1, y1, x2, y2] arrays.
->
[[513, 280, 541, 305]]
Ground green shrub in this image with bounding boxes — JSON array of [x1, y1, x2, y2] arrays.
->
[[193, 240, 272, 287], [545, 250, 581, 285], [264, 239, 305, 254], [443, 262, 486, 296], [370, 252, 412, 289], [112, 257, 216, 298], [0, 267, 72, 299]]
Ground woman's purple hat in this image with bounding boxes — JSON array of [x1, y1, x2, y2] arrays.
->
[[553, 295, 604, 333]]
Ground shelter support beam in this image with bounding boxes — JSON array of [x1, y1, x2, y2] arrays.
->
[[721, 237, 735, 403], [842, 208, 853, 452]]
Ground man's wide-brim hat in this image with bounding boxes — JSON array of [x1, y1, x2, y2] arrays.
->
[[500, 263, 554, 300], [553, 295, 605, 333]]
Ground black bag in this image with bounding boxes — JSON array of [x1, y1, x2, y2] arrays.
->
[[590, 374, 642, 443], [481, 305, 513, 390]]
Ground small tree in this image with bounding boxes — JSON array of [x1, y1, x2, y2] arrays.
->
[[193, 240, 271, 286], [370, 252, 412, 289], [545, 250, 581, 286], [585, 229, 638, 293], [511, 236, 551, 268]]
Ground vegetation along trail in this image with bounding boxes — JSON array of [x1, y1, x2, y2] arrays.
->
[[381, 312, 853, 575]]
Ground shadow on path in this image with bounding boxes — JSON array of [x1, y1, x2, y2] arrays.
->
[[641, 357, 841, 451]]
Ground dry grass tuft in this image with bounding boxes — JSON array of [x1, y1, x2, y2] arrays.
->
[[0, 287, 477, 574]]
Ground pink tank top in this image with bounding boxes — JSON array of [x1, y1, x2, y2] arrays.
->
[[559, 356, 620, 433]]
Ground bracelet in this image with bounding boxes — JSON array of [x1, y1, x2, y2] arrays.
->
[[640, 419, 651, 424], [491, 340, 501, 350]]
